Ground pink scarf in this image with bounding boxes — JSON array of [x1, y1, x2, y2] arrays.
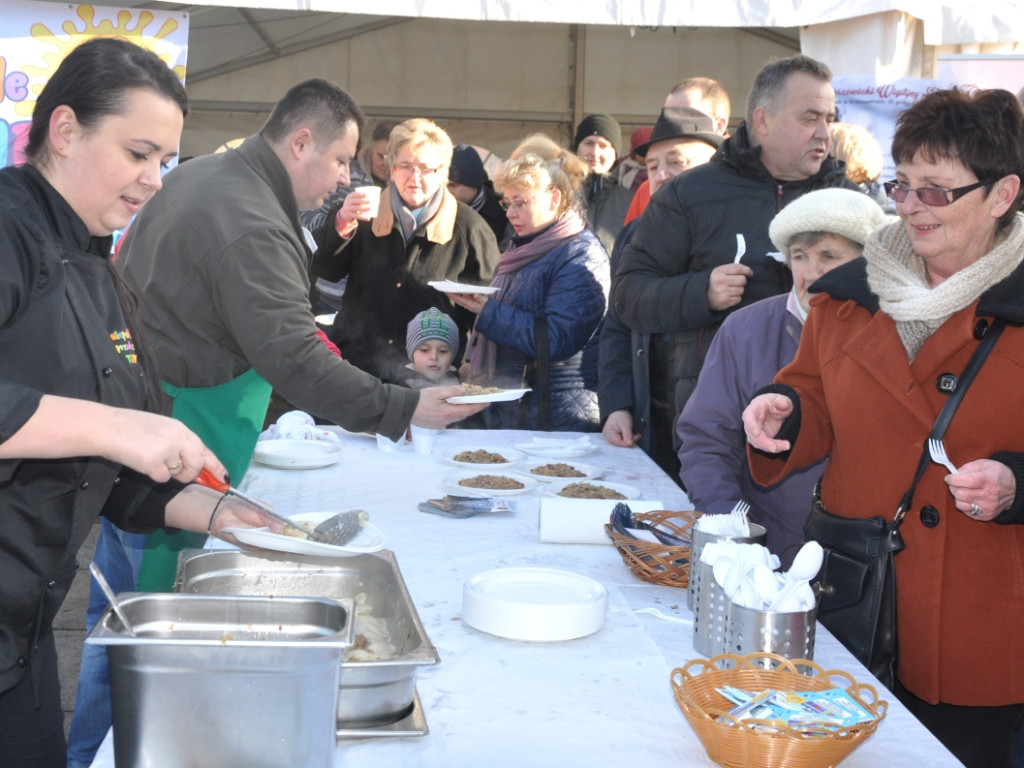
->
[[465, 210, 585, 381]]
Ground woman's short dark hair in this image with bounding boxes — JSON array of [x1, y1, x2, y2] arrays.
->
[[260, 79, 366, 148], [892, 87, 1024, 230], [26, 36, 188, 166]]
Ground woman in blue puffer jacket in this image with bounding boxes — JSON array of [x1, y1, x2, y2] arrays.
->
[[449, 134, 609, 431]]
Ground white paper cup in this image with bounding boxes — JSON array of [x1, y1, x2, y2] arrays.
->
[[409, 425, 439, 455], [354, 185, 381, 218], [376, 432, 402, 452]]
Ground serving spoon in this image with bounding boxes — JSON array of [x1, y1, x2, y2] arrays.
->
[[89, 562, 136, 637]]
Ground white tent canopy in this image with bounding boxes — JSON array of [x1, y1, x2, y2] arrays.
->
[[29, 0, 1024, 157]]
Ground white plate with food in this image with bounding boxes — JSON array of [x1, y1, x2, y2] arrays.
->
[[428, 280, 500, 295], [514, 437, 597, 459], [223, 511, 385, 557], [542, 480, 641, 501], [462, 566, 608, 642], [443, 471, 540, 497], [440, 447, 526, 469], [447, 387, 531, 404], [518, 460, 602, 483], [252, 439, 341, 469]]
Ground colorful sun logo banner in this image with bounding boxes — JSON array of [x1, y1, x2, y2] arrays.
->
[[1, 1, 188, 168]]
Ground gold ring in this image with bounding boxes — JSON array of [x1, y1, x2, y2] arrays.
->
[[168, 459, 184, 473]]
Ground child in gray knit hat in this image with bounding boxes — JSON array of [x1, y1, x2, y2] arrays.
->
[[403, 308, 462, 389]]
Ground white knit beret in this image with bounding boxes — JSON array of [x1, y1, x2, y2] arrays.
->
[[769, 188, 890, 255]]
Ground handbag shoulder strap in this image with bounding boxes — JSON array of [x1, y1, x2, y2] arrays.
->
[[893, 317, 1006, 527]]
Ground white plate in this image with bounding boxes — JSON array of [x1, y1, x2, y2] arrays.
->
[[223, 511, 385, 557], [542, 480, 641, 500], [462, 567, 608, 642], [252, 439, 341, 469], [514, 438, 597, 459], [443, 471, 539, 497], [517, 460, 602, 483], [428, 280, 500, 295], [440, 447, 526, 469], [447, 388, 530, 405]]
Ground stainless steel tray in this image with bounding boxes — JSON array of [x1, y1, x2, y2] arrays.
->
[[337, 688, 428, 740], [174, 548, 439, 730]]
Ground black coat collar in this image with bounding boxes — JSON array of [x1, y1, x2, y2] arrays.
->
[[809, 249, 1024, 325]]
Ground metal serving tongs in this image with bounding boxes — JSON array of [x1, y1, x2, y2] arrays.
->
[[194, 467, 367, 546]]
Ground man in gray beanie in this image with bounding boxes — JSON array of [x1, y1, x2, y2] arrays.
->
[[571, 113, 630, 256]]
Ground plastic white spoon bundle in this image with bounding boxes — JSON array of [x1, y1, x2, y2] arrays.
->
[[768, 541, 824, 612]]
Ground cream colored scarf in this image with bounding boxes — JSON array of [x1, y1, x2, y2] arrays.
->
[[865, 213, 1024, 359]]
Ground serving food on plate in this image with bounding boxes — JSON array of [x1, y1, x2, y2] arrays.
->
[[520, 460, 602, 482], [443, 471, 539, 496], [446, 387, 531, 404], [440, 447, 526, 469], [545, 480, 641, 500]]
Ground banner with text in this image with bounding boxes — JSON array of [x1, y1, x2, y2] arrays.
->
[[1, 1, 188, 168]]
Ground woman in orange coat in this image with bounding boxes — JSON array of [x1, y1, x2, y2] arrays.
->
[[743, 87, 1024, 768]]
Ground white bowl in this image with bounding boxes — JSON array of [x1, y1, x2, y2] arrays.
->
[[461, 567, 608, 642]]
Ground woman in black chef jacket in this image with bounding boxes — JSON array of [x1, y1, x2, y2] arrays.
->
[[0, 37, 277, 767]]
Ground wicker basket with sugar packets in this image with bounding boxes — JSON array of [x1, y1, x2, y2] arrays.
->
[[671, 652, 888, 768], [604, 509, 702, 588]]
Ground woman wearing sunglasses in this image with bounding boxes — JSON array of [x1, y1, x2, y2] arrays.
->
[[743, 87, 1024, 767], [452, 134, 610, 431]]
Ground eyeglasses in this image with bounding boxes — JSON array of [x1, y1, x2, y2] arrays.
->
[[499, 189, 551, 212], [394, 162, 442, 177], [883, 179, 993, 207]]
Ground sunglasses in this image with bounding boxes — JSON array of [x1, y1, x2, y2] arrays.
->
[[883, 179, 992, 207]]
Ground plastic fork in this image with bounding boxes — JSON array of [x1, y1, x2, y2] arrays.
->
[[927, 438, 958, 475], [730, 500, 751, 522]]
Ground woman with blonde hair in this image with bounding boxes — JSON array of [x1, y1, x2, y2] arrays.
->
[[313, 117, 500, 382], [451, 134, 610, 431]]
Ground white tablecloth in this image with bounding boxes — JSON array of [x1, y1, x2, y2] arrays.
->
[[90, 428, 963, 767]]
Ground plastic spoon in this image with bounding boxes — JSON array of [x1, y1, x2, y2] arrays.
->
[[749, 564, 781, 608], [768, 541, 823, 612], [89, 562, 136, 637]]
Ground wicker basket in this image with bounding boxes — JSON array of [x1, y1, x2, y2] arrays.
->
[[604, 509, 701, 588], [671, 653, 888, 768]]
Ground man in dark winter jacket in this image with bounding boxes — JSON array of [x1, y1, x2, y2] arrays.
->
[[610, 54, 855, 474], [572, 113, 631, 257]]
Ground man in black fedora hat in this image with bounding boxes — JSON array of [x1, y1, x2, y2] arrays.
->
[[598, 105, 724, 479]]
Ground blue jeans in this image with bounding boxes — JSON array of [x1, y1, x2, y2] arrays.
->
[[66, 519, 146, 768]]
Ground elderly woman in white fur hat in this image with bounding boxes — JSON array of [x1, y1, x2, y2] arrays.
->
[[676, 188, 888, 567]]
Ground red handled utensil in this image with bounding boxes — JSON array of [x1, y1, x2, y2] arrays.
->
[[194, 467, 367, 546]]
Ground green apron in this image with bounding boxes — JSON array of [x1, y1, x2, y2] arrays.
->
[[135, 367, 273, 591]]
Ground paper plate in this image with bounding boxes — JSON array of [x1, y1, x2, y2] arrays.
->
[[444, 471, 539, 497], [518, 460, 602, 483], [252, 439, 341, 469], [440, 447, 526, 469], [543, 480, 641, 501], [223, 511, 384, 557], [514, 439, 597, 459], [428, 280, 500, 295], [462, 567, 608, 642], [447, 388, 530, 405]]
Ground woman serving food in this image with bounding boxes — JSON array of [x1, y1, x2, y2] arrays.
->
[[0, 39, 279, 765], [742, 87, 1024, 768]]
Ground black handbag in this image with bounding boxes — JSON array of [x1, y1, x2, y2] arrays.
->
[[804, 318, 1005, 691]]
